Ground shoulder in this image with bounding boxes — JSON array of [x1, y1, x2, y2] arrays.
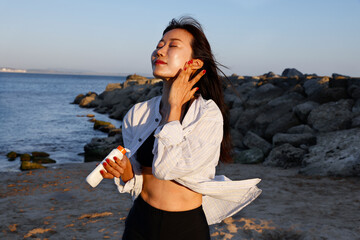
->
[[199, 96, 223, 123], [125, 96, 160, 116], [123, 96, 161, 124]]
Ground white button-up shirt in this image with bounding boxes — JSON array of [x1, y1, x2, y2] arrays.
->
[[114, 95, 261, 225]]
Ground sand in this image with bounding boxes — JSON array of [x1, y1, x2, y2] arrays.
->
[[1, 162, 359, 240]]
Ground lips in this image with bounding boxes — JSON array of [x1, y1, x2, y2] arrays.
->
[[155, 60, 166, 65]]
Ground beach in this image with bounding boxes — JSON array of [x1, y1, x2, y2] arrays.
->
[[1, 162, 359, 239]]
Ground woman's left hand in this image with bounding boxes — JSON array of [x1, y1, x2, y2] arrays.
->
[[168, 60, 206, 110]]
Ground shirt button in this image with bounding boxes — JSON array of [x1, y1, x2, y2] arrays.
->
[[155, 118, 159, 122], [138, 138, 142, 142]]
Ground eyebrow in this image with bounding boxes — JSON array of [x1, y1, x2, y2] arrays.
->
[[159, 38, 183, 42]]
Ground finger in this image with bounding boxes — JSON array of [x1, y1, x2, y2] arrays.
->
[[100, 170, 114, 179], [103, 161, 121, 178], [190, 87, 199, 98], [189, 69, 206, 86], [107, 158, 125, 175], [114, 156, 127, 169]]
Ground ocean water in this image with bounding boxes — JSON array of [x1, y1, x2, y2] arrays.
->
[[0, 72, 125, 172]]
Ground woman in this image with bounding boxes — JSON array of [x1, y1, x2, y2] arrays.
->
[[101, 17, 261, 240]]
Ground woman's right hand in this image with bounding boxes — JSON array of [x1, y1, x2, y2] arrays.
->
[[100, 154, 134, 182]]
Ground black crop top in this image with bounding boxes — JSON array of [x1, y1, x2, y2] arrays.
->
[[136, 132, 155, 167]]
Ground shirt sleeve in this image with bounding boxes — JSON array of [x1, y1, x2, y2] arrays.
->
[[113, 106, 143, 199], [152, 112, 223, 180]]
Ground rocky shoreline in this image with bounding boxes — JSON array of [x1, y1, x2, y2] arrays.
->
[[74, 69, 360, 177]]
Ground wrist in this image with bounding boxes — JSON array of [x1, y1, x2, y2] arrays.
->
[[167, 105, 182, 122]]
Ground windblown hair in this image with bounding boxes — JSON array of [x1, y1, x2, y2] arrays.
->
[[163, 16, 233, 163]]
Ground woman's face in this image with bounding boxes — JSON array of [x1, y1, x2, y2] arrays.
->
[[151, 28, 193, 80]]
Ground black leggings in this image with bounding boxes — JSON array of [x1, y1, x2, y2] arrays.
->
[[122, 195, 210, 240]]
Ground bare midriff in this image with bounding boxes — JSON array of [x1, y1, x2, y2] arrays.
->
[[141, 166, 202, 211]]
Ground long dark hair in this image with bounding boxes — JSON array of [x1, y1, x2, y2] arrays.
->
[[163, 16, 232, 163]]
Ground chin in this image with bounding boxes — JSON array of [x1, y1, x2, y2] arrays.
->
[[152, 70, 175, 80]]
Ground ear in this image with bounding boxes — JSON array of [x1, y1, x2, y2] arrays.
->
[[191, 59, 204, 70]]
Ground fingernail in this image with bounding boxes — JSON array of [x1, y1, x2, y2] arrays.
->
[[106, 159, 110, 163], [100, 170, 104, 174], [103, 162, 107, 166], [184, 67, 187, 71], [202, 70, 206, 74], [196, 87, 199, 91], [113, 156, 117, 160], [189, 60, 193, 64]]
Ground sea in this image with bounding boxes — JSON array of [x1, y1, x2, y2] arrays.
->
[[0, 72, 126, 172]]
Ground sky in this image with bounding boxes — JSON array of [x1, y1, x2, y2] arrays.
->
[[1, 0, 360, 77]]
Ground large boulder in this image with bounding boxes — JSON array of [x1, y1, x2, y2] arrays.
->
[[233, 148, 264, 164], [245, 83, 284, 108], [287, 124, 315, 134], [242, 131, 272, 155], [300, 128, 360, 177], [84, 135, 123, 162], [20, 161, 46, 171], [273, 133, 316, 148], [79, 92, 98, 108], [281, 68, 304, 78], [264, 112, 301, 139], [93, 120, 116, 133], [352, 99, 360, 116], [293, 101, 320, 123], [105, 83, 122, 91], [264, 143, 305, 168], [307, 99, 353, 132]]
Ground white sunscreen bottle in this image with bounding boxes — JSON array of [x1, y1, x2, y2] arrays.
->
[[86, 145, 129, 188]]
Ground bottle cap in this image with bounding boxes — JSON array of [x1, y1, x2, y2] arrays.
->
[[116, 145, 127, 154]]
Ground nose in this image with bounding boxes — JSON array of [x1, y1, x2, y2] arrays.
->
[[156, 45, 165, 57]]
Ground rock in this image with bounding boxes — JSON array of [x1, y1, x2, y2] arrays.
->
[[84, 135, 123, 162], [264, 143, 305, 168], [235, 105, 268, 135], [242, 131, 272, 155], [105, 83, 122, 91], [352, 115, 360, 128], [31, 152, 50, 158], [230, 129, 244, 150], [266, 92, 305, 109], [329, 77, 348, 88], [229, 107, 244, 127], [20, 161, 46, 170], [332, 73, 350, 79], [281, 68, 304, 78], [300, 128, 360, 177], [245, 83, 284, 108], [264, 112, 301, 139], [273, 133, 316, 147], [73, 94, 85, 104], [93, 120, 116, 133], [123, 74, 149, 88], [20, 154, 31, 161], [348, 82, 360, 99], [108, 128, 122, 137], [293, 101, 320, 123], [287, 124, 315, 134], [263, 71, 280, 78], [79, 92, 97, 107], [233, 148, 264, 164], [6, 151, 17, 160], [32, 157, 56, 164], [353, 99, 360, 116], [303, 77, 329, 97], [307, 99, 353, 132]]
